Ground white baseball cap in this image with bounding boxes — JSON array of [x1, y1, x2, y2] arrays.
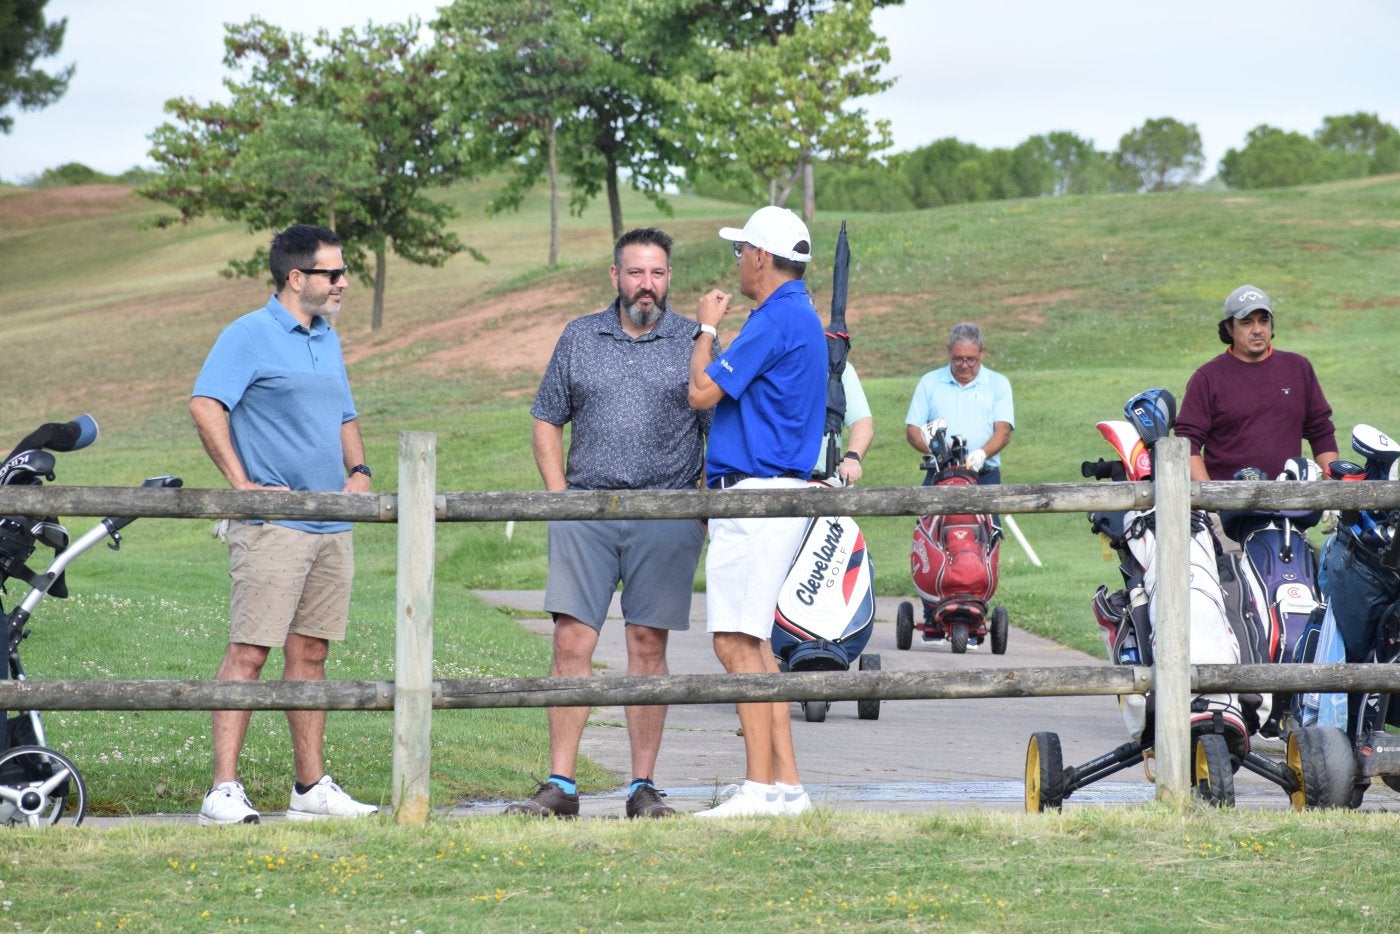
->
[[718, 206, 812, 262]]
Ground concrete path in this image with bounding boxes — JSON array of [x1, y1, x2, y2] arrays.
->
[[469, 591, 1389, 816]]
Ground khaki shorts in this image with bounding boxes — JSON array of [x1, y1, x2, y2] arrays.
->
[[227, 521, 354, 647]]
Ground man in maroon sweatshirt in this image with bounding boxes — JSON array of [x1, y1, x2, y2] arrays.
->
[[1175, 284, 1338, 497]]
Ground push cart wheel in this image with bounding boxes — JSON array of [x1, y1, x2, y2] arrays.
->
[[802, 701, 829, 723], [1025, 731, 1065, 813], [0, 745, 86, 827], [990, 605, 1009, 655], [896, 602, 914, 651], [857, 654, 881, 720], [1286, 727, 1357, 811], [1192, 734, 1236, 807], [950, 621, 968, 654]]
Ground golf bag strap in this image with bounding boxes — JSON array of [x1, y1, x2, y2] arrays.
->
[[1342, 532, 1400, 580], [1, 560, 42, 591]]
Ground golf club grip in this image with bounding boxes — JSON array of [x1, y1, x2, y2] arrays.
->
[[1081, 458, 1121, 481]]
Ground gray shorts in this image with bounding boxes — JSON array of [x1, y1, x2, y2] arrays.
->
[[544, 517, 704, 632], [227, 521, 353, 646]]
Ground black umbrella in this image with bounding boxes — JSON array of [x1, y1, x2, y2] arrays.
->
[[822, 221, 851, 479]]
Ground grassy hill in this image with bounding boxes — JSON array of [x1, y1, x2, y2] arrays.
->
[[1, 175, 1399, 815]]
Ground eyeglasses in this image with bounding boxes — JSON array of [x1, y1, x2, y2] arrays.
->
[[298, 266, 350, 283], [950, 356, 981, 367], [732, 242, 746, 259]]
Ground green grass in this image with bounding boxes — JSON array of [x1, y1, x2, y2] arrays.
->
[[1, 173, 1399, 823], [8, 808, 1400, 930]]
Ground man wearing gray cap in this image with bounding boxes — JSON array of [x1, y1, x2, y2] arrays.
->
[[1176, 284, 1337, 492]]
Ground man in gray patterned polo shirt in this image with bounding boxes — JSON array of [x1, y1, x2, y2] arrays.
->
[[506, 227, 711, 819]]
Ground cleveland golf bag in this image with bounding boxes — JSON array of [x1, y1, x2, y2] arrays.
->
[[770, 492, 880, 723], [0, 415, 182, 825]]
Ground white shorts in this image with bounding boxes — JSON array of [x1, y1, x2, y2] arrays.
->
[[705, 477, 810, 639]]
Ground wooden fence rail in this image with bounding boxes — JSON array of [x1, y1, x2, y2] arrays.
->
[[5, 433, 1400, 819], [6, 479, 1400, 523], [4, 664, 1400, 712]]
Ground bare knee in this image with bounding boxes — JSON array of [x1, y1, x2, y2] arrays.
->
[[712, 632, 764, 673], [217, 642, 271, 681], [551, 615, 600, 678], [625, 623, 669, 676], [284, 633, 329, 679]]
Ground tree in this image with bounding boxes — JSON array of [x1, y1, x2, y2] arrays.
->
[[0, 0, 73, 133], [440, 0, 714, 241], [1115, 117, 1204, 192], [1013, 132, 1114, 197], [1314, 111, 1398, 177], [897, 138, 988, 208], [1219, 125, 1328, 189], [143, 18, 478, 331], [228, 110, 380, 237], [814, 158, 911, 212], [669, 0, 893, 221], [435, 1, 596, 264]]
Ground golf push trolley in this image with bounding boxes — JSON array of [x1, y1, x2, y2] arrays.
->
[[1, 415, 181, 826], [1025, 390, 1352, 812], [896, 419, 1009, 656]]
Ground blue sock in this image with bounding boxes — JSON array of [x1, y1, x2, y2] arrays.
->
[[629, 778, 655, 796], [547, 774, 577, 795]]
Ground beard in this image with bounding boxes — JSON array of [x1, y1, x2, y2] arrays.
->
[[302, 284, 341, 319], [620, 288, 666, 328]]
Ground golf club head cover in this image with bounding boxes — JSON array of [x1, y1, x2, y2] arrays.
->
[[1124, 388, 1176, 448]]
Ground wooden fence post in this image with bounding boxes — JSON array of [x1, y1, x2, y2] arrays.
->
[[392, 432, 436, 824], [1153, 437, 1191, 806]]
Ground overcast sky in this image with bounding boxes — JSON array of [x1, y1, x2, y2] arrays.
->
[[3, 1, 1398, 184]]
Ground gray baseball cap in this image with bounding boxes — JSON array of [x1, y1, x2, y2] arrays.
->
[[1224, 284, 1273, 319]]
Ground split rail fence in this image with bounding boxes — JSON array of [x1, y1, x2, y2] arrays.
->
[[3, 433, 1400, 822]]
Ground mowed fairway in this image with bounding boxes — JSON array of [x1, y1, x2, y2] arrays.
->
[[1, 175, 1399, 929]]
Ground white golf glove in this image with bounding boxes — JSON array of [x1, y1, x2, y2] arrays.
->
[[966, 448, 987, 473]]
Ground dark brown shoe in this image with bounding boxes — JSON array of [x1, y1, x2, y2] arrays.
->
[[504, 782, 579, 818], [625, 783, 675, 818]]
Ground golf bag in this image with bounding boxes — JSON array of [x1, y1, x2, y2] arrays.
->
[[1085, 391, 1273, 760], [771, 503, 877, 672], [1218, 459, 1327, 732], [1305, 425, 1400, 742], [904, 420, 1005, 654]]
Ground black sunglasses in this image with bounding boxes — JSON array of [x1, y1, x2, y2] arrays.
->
[[298, 266, 350, 283]]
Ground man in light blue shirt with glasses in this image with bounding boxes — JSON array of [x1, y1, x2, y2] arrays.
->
[[904, 321, 1014, 486], [190, 224, 378, 827]]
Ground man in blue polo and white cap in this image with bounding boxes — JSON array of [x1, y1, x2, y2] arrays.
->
[[687, 205, 826, 817]]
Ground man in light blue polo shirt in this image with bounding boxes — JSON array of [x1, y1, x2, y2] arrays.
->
[[189, 224, 378, 826], [904, 322, 1015, 485]]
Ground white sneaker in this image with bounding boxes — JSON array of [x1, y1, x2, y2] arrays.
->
[[782, 791, 812, 816], [199, 781, 260, 826], [286, 775, 379, 821], [694, 781, 782, 818]]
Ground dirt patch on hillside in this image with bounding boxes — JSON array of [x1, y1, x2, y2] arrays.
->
[[340, 284, 933, 379], [1342, 295, 1400, 310], [0, 185, 140, 226], [341, 284, 596, 375]]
